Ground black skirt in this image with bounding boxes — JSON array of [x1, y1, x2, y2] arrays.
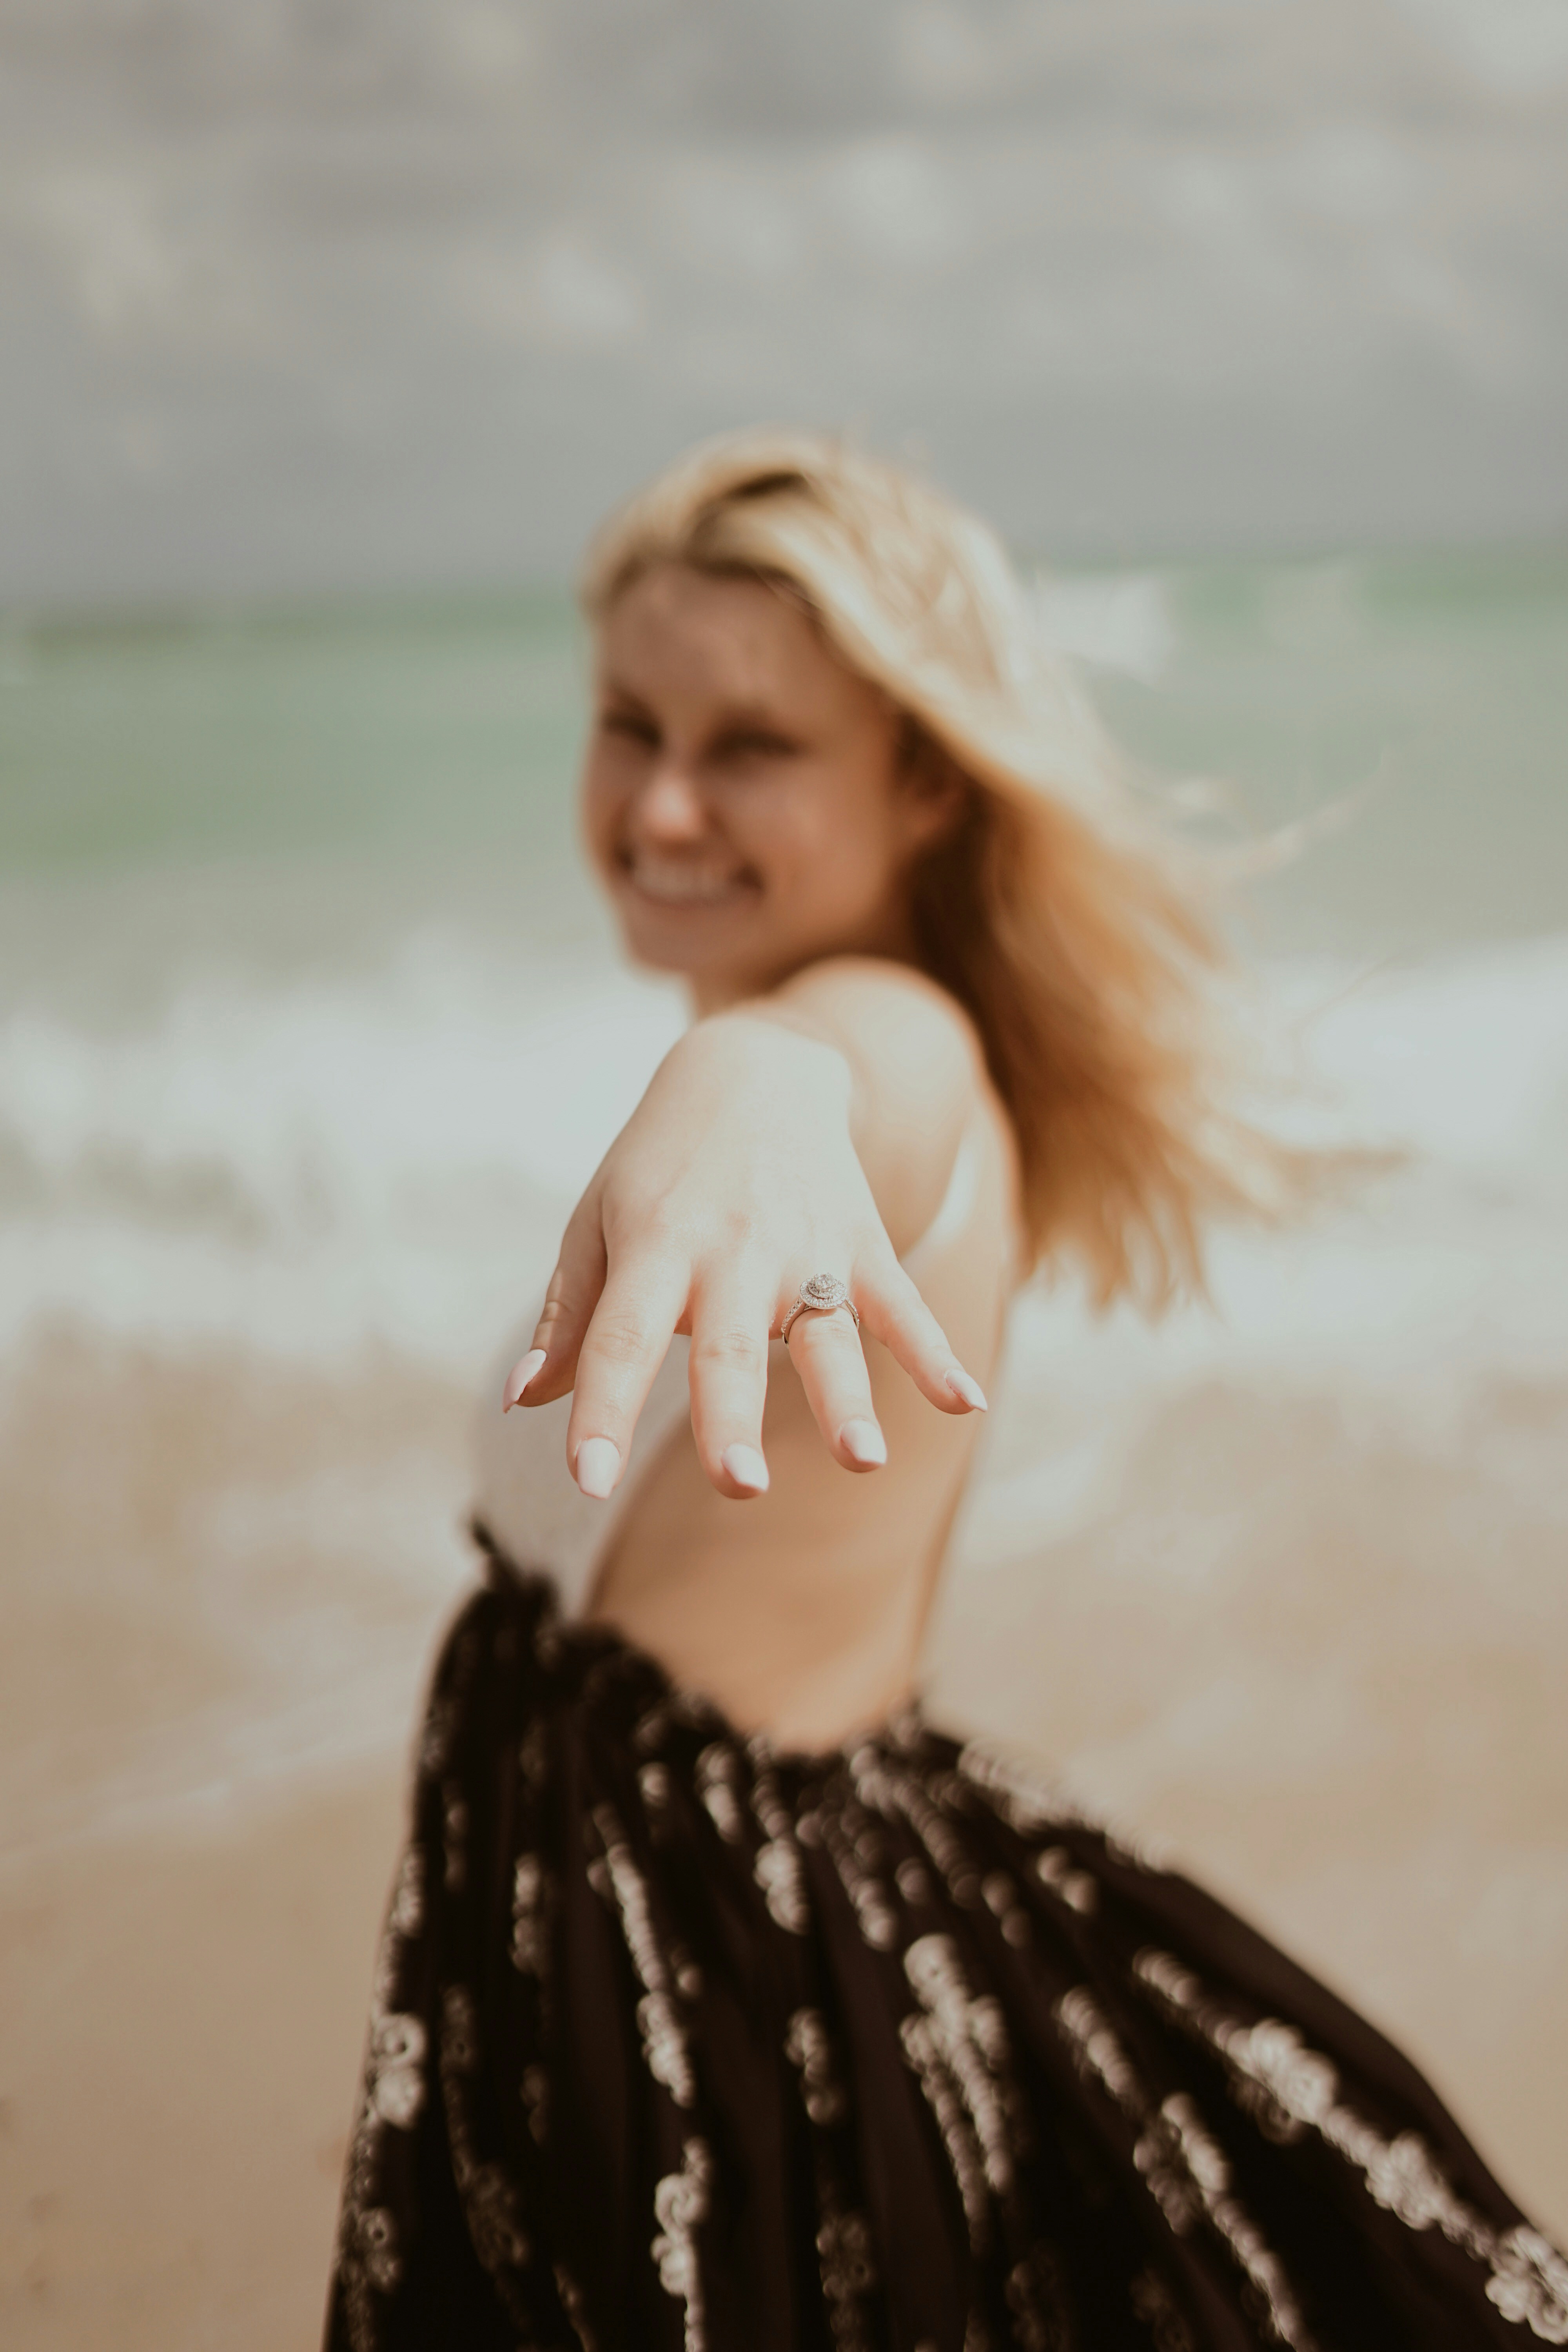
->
[[325, 1528, 1566, 2352]]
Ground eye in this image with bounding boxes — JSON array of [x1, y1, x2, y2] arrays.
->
[[601, 707, 659, 748], [713, 726, 800, 763]]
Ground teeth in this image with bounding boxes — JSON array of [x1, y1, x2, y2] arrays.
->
[[628, 860, 744, 906]]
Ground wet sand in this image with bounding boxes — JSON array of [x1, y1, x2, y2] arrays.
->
[[2, 1319, 1564, 2351], [0, 1334, 473, 2352], [2, 1775, 400, 2351]]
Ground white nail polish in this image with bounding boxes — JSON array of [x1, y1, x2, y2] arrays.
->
[[574, 1436, 621, 1499], [840, 1417, 887, 1467], [946, 1369, 989, 1412], [721, 1443, 769, 1494], [502, 1348, 547, 1411]]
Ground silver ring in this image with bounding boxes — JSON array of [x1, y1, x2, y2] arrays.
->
[[780, 1272, 860, 1348]]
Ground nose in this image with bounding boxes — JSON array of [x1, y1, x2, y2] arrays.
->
[[628, 757, 710, 845]]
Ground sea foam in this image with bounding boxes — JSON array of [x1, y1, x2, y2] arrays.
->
[[3, 927, 1564, 1390]]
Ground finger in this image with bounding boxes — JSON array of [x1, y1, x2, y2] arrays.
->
[[684, 1262, 778, 1499], [854, 1254, 990, 1416], [784, 1301, 887, 1473], [503, 1200, 608, 1410], [565, 1258, 690, 1499], [501, 1347, 547, 1412]]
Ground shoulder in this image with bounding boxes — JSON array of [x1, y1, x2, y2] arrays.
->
[[771, 956, 984, 1112], [768, 957, 1004, 1255]]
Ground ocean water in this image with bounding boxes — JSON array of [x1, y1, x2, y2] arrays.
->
[[3, 552, 1565, 1388]]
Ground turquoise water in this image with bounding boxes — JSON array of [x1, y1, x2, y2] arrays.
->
[[0, 592, 583, 869], [3, 550, 1565, 964], [1096, 550, 1568, 954]]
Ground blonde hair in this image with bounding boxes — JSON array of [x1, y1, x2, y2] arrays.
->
[[582, 428, 1298, 1307]]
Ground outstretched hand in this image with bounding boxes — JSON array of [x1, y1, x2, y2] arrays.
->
[[501, 1009, 988, 1501]]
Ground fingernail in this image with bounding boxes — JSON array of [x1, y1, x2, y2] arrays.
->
[[721, 1443, 769, 1494], [840, 1418, 887, 1468], [946, 1369, 989, 1412], [574, 1436, 621, 1499], [502, 1348, 547, 1411]]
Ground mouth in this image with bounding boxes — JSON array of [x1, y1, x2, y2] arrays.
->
[[618, 851, 759, 909]]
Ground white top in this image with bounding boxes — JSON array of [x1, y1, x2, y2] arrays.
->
[[473, 1119, 986, 1620]]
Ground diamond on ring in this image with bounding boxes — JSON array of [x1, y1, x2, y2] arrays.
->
[[781, 1272, 861, 1347]]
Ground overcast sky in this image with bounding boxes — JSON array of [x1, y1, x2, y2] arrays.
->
[[3, 0, 1567, 605]]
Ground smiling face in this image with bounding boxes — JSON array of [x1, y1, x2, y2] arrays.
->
[[581, 563, 958, 1009]]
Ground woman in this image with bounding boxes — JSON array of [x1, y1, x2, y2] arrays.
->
[[326, 436, 1565, 2350]]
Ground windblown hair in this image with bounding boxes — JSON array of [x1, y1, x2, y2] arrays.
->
[[581, 429, 1300, 1307]]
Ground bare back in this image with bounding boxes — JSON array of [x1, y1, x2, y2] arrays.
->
[[586, 1081, 1019, 1750]]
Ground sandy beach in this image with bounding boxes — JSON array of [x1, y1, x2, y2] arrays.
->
[[4, 1305, 1565, 2351]]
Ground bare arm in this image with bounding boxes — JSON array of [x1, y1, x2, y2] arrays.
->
[[504, 957, 992, 1500]]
